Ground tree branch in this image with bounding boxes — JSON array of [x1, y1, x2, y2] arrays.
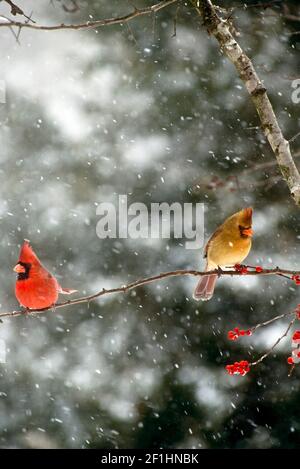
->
[[250, 310, 295, 334], [250, 316, 296, 366], [0, 265, 299, 320], [190, 0, 300, 207], [0, 0, 179, 31], [226, 303, 300, 374]]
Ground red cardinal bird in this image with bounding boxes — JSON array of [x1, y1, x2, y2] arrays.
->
[[14, 240, 77, 309]]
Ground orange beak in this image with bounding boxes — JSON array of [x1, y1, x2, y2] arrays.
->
[[242, 227, 253, 237], [13, 263, 25, 273]]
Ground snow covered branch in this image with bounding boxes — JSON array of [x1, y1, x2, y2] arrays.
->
[[190, 0, 300, 207], [0, 265, 299, 320]]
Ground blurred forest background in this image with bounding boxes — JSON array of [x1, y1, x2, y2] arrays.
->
[[0, 0, 299, 449]]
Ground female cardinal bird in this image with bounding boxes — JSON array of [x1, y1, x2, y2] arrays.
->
[[14, 240, 77, 309], [193, 207, 253, 301]]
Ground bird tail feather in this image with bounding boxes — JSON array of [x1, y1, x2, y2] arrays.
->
[[193, 273, 217, 301], [58, 287, 78, 295]]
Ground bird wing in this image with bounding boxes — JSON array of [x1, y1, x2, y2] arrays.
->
[[203, 225, 223, 258]]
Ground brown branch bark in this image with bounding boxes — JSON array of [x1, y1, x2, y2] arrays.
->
[[190, 0, 300, 207], [250, 310, 295, 334], [0, 0, 179, 31], [1, 0, 34, 22], [3, 0, 23, 16], [0, 265, 299, 320]]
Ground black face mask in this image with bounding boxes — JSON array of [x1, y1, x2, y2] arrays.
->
[[16, 262, 31, 281]]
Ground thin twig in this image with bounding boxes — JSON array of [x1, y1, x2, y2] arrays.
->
[[282, 13, 300, 23], [242, 0, 283, 10], [0, 0, 178, 31], [250, 316, 296, 366], [172, 3, 181, 37], [3, 0, 35, 22], [288, 363, 295, 377], [290, 132, 300, 144], [250, 310, 295, 334]]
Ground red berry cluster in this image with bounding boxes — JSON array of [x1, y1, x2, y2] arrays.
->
[[228, 327, 252, 341], [292, 330, 300, 345], [287, 354, 300, 365], [287, 330, 300, 365], [234, 264, 248, 274], [292, 275, 300, 285], [226, 360, 250, 376], [234, 264, 264, 274]]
